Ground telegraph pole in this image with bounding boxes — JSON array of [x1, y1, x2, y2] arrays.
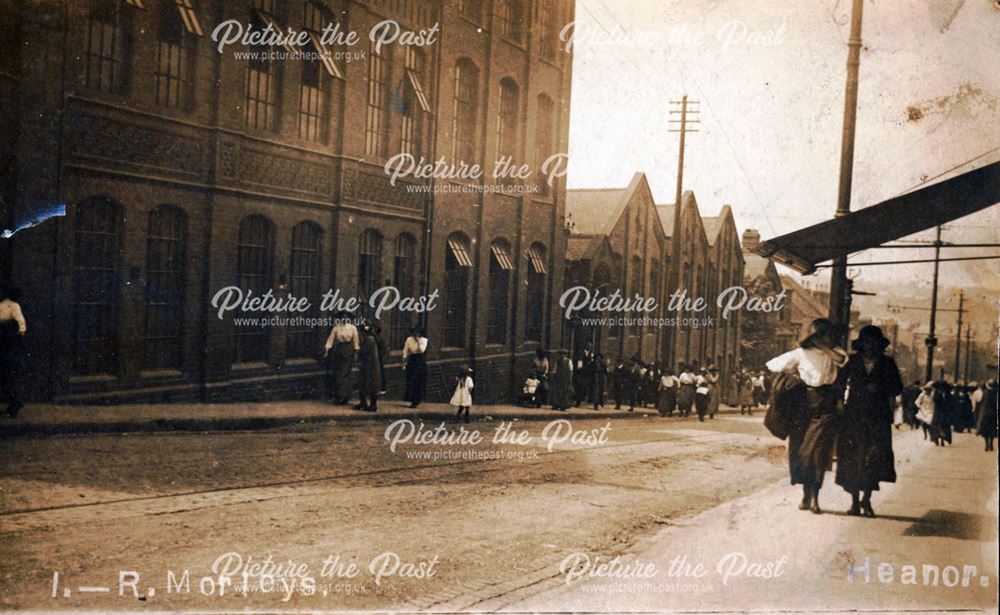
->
[[828, 0, 865, 338], [953, 290, 964, 382], [963, 327, 972, 385], [668, 95, 699, 365], [924, 226, 943, 382]]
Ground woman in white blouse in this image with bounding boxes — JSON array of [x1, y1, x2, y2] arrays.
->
[[402, 326, 429, 408], [766, 318, 849, 514]]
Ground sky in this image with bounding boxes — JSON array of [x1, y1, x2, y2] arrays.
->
[[564, 0, 1000, 304]]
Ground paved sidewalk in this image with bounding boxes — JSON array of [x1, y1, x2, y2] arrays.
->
[[501, 426, 999, 613], [0, 398, 700, 436]]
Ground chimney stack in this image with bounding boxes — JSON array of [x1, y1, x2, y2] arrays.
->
[[742, 229, 761, 253]]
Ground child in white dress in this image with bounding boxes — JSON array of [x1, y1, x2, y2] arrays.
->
[[450, 366, 474, 423]]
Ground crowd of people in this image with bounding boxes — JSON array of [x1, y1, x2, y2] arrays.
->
[[765, 318, 998, 518], [909, 379, 997, 451], [519, 349, 768, 422]]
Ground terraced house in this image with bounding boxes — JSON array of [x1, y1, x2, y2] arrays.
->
[[1, 0, 574, 403]]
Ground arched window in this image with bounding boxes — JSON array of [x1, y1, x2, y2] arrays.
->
[[443, 233, 472, 348], [609, 254, 623, 338], [358, 229, 383, 302], [487, 238, 513, 344], [452, 59, 479, 164], [85, 0, 131, 94], [245, 8, 278, 130], [144, 205, 187, 370], [287, 221, 323, 358], [535, 94, 555, 196], [73, 197, 123, 375], [497, 78, 520, 170], [525, 243, 547, 341], [235, 215, 273, 363], [391, 233, 417, 348]]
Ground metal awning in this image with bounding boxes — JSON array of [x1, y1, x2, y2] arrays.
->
[[753, 161, 1000, 273], [447, 238, 473, 267], [527, 246, 547, 274], [490, 243, 514, 271]]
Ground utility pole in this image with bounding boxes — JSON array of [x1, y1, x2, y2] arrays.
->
[[926, 225, 942, 383], [668, 95, 699, 365], [953, 290, 964, 382], [963, 327, 972, 385], [828, 0, 865, 339]]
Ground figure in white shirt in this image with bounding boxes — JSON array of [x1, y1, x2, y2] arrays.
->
[[402, 326, 429, 408], [0, 285, 27, 418], [323, 311, 360, 405], [766, 318, 848, 515]]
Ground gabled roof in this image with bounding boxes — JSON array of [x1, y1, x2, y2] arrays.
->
[[702, 205, 734, 246], [780, 275, 828, 321], [566, 235, 598, 261], [656, 204, 676, 237], [656, 191, 708, 246], [565, 188, 627, 235], [566, 172, 653, 239]]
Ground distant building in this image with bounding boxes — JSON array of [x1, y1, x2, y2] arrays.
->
[[741, 229, 795, 368], [564, 173, 667, 364]]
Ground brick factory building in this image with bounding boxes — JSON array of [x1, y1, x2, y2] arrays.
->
[[565, 177, 744, 381], [1, 0, 574, 403]]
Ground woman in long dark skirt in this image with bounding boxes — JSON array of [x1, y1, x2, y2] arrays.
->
[[355, 321, 382, 412], [835, 326, 903, 517], [402, 326, 428, 408], [766, 318, 849, 514], [548, 350, 573, 411], [657, 368, 678, 417], [324, 312, 360, 404]]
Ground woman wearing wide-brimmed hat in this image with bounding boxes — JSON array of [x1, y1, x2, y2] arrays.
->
[[834, 325, 903, 517], [766, 318, 849, 514]]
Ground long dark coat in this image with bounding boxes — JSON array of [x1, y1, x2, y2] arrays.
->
[[357, 333, 382, 400], [835, 353, 902, 492], [549, 356, 573, 410], [977, 387, 998, 439]]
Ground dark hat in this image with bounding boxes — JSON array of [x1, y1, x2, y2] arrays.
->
[[852, 324, 890, 351], [801, 318, 837, 348]]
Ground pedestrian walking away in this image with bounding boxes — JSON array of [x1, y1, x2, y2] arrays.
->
[[975, 379, 998, 452], [324, 312, 360, 405], [402, 326, 429, 408], [450, 366, 474, 423], [834, 325, 903, 518], [766, 318, 849, 514]]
